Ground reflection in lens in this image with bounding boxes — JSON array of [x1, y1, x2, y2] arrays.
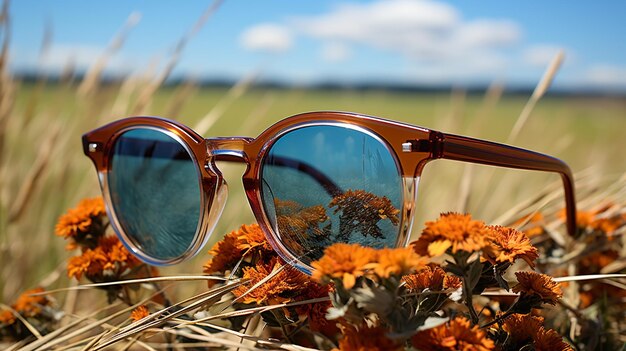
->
[[108, 128, 201, 262], [261, 125, 402, 265]]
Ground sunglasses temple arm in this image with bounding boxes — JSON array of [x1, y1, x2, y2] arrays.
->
[[263, 156, 343, 197], [430, 131, 577, 237]]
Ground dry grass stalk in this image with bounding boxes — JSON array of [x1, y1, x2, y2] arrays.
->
[[132, 0, 222, 115], [77, 12, 141, 97], [193, 69, 259, 135], [8, 125, 60, 223], [92, 282, 243, 350], [508, 49, 565, 143]]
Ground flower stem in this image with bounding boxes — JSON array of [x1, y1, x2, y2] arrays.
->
[[463, 275, 480, 325]]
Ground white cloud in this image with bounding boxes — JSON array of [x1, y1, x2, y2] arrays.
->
[[584, 64, 626, 88], [12, 44, 137, 74], [231, 0, 525, 82], [321, 42, 351, 62], [239, 23, 292, 53], [524, 45, 565, 67], [455, 20, 520, 48], [294, 0, 459, 42], [290, 0, 520, 66]]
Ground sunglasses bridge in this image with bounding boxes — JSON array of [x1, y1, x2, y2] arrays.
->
[[205, 137, 254, 162]]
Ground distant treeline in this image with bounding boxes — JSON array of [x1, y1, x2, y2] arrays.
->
[[13, 71, 626, 98]]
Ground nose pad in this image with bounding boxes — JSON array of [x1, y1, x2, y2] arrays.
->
[[194, 158, 230, 255], [204, 176, 228, 240]]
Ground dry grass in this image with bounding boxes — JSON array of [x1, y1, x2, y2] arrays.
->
[[1, 3, 625, 349]]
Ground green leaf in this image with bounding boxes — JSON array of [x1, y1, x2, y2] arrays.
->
[[353, 284, 394, 316], [445, 262, 466, 277], [467, 259, 484, 290], [417, 316, 449, 331], [495, 270, 510, 290]]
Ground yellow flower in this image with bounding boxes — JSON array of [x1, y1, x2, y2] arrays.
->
[[483, 226, 539, 268], [412, 213, 491, 257], [55, 197, 106, 239], [402, 264, 462, 292], [232, 257, 310, 305], [411, 316, 495, 351], [372, 247, 427, 279], [311, 243, 377, 289], [512, 271, 563, 305], [130, 305, 150, 321]]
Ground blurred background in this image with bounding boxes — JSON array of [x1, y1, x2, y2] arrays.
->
[[1, 0, 625, 301]]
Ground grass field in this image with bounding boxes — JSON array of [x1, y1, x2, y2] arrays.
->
[[2, 79, 625, 304]]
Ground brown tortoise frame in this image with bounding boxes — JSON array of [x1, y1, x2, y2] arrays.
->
[[83, 111, 576, 272]]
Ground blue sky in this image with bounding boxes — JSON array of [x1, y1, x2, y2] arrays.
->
[[10, 0, 626, 91]]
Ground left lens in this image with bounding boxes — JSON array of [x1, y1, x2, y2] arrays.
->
[[108, 128, 201, 262], [260, 124, 403, 265]]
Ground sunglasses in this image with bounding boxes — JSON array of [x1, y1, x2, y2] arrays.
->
[[83, 111, 576, 273]]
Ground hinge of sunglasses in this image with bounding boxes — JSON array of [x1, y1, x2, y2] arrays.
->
[[402, 139, 432, 153], [88, 143, 101, 152]]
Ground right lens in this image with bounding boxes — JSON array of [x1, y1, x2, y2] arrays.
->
[[108, 128, 202, 262], [260, 124, 403, 266]]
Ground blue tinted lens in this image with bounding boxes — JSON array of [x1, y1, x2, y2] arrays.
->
[[108, 128, 201, 262], [261, 125, 403, 264]]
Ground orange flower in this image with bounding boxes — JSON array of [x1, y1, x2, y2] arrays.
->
[[501, 313, 544, 344], [329, 190, 400, 240], [533, 327, 573, 351], [579, 250, 618, 274], [7, 287, 50, 319], [232, 257, 310, 305], [275, 199, 329, 238], [67, 236, 141, 280], [307, 301, 339, 336], [295, 281, 332, 314], [512, 271, 562, 305], [311, 243, 377, 289], [411, 316, 495, 351], [512, 212, 545, 237], [55, 197, 106, 239], [0, 310, 15, 325], [483, 226, 539, 268], [412, 213, 491, 257], [1, 288, 51, 326], [372, 247, 427, 279], [235, 224, 273, 252], [402, 264, 462, 292], [130, 305, 150, 321], [67, 249, 105, 280], [203, 224, 274, 284], [559, 206, 625, 235], [332, 324, 402, 351], [203, 229, 242, 275]]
